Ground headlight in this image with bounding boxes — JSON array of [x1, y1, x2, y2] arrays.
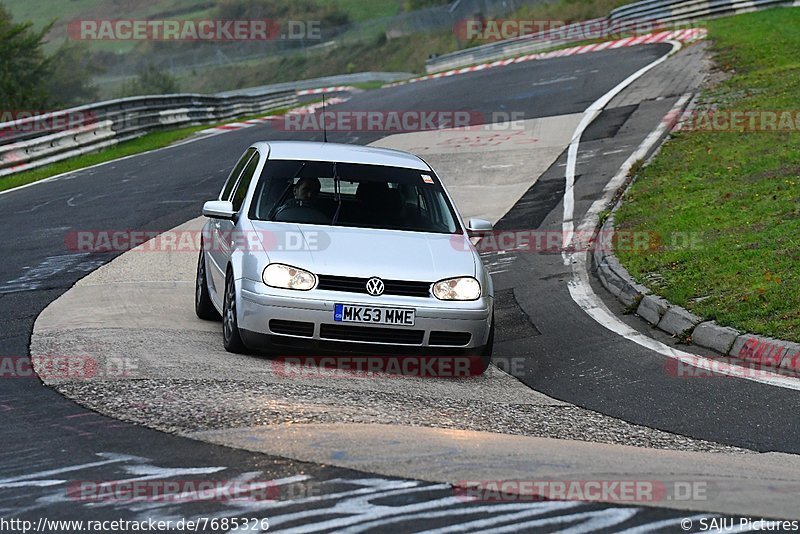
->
[[263, 264, 316, 291], [432, 277, 481, 301]]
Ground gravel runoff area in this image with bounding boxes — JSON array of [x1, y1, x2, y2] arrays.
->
[[51, 370, 748, 455]]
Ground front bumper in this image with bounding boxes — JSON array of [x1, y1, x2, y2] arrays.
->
[[237, 277, 492, 352]]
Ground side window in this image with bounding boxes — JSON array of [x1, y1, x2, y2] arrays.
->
[[220, 148, 255, 200], [231, 153, 261, 212]]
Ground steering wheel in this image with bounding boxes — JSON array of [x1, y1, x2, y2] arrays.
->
[[273, 205, 330, 225]]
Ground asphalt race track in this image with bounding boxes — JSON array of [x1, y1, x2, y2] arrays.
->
[[2, 42, 799, 531]]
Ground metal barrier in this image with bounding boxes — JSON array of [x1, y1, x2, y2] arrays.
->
[[610, 0, 797, 23], [425, 0, 797, 72], [0, 89, 297, 178]]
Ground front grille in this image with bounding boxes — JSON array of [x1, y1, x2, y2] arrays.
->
[[429, 331, 472, 346], [269, 319, 314, 337], [320, 324, 424, 345], [316, 275, 431, 298]]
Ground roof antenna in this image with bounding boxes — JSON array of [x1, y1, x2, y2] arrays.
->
[[322, 94, 328, 143]]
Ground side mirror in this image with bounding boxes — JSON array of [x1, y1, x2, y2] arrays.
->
[[202, 200, 236, 220], [467, 218, 493, 236]]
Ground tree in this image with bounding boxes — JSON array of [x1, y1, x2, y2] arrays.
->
[[0, 5, 52, 109]]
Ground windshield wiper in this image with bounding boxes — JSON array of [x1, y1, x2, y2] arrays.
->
[[331, 162, 342, 225]]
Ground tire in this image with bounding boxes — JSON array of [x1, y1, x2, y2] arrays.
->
[[475, 314, 495, 375], [222, 270, 247, 353], [195, 251, 220, 320]]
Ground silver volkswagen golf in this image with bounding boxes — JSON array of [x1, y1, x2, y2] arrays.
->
[[196, 141, 495, 374]]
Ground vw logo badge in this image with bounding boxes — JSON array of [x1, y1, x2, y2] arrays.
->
[[366, 277, 385, 296]]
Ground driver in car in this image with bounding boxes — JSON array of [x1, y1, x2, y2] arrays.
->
[[275, 176, 321, 216]]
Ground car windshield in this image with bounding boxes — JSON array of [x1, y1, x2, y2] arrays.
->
[[248, 159, 461, 234]]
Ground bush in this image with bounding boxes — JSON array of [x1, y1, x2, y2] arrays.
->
[[117, 64, 180, 97]]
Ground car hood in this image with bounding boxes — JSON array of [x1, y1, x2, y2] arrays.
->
[[250, 221, 477, 282]]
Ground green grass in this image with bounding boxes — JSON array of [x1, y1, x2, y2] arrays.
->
[[614, 7, 800, 342], [0, 102, 304, 193], [351, 80, 393, 90]]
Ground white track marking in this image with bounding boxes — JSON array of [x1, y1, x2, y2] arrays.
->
[[347, 502, 582, 533], [561, 40, 682, 265], [615, 514, 710, 534], [565, 91, 800, 391]]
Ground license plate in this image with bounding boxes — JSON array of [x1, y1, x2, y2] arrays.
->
[[334, 304, 415, 326]]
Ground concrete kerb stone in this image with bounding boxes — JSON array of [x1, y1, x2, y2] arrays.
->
[[657, 306, 703, 337], [729, 334, 791, 368], [692, 321, 740, 355], [637, 294, 670, 326], [593, 214, 650, 308], [779, 342, 800, 372]]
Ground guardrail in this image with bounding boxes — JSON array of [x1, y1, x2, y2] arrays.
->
[[425, 0, 797, 72], [216, 71, 412, 97], [0, 89, 297, 178], [610, 0, 796, 23]]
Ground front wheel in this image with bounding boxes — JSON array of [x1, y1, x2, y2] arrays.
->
[[475, 314, 494, 375], [195, 251, 220, 321], [223, 271, 247, 353]]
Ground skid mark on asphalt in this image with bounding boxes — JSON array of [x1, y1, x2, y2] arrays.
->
[[0, 254, 106, 294], [494, 288, 541, 342], [0, 449, 726, 533]]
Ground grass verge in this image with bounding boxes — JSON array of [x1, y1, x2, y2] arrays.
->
[[614, 7, 800, 342]]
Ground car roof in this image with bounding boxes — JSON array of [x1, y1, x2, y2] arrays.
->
[[255, 141, 431, 171]]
